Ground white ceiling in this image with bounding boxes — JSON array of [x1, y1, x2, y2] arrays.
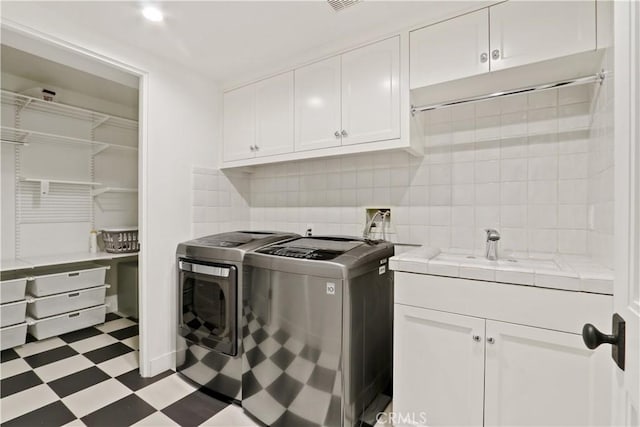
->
[[5, 1, 490, 87]]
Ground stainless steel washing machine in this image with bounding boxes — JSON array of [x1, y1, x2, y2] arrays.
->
[[241, 236, 394, 426], [175, 231, 299, 402]]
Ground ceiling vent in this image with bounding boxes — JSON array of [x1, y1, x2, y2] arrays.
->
[[327, 0, 362, 12]]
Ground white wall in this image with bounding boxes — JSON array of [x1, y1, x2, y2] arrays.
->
[[1, 4, 220, 376]]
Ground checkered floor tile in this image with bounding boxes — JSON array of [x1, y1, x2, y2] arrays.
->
[[0, 313, 257, 427], [1, 312, 392, 427]]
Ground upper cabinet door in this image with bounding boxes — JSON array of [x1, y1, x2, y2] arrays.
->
[[254, 72, 294, 158], [489, 1, 596, 72], [294, 56, 342, 152], [394, 305, 485, 426], [484, 320, 611, 426], [223, 85, 255, 162], [410, 9, 489, 89], [341, 37, 400, 146]]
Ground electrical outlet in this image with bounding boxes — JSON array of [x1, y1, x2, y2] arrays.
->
[[305, 224, 313, 236], [364, 208, 392, 240]]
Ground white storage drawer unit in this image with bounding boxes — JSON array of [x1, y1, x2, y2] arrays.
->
[[1, 300, 27, 327], [27, 285, 109, 319], [1, 274, 27, 304], [28, 305, 107, 340], [1, 323, 27, 351], [27, 265, 108, 297]]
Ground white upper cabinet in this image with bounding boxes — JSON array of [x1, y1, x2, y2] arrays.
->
[[255, 72, 294, 157], [484, 320, 610, 426], [409, 1, 597, 89], [489, 1, 596, 72], [223, 84, 255, 162], [294, 56, 342, 152], [224, 72, 294, 161], [410, 9, 490, 89], [341, 36, 400, 145], [222, 35, 416, 168]]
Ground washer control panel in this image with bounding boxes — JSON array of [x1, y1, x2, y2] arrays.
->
[[256, 246, 342, 260]]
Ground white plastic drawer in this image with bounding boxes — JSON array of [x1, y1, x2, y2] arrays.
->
[[27, 285, 109, 319], [1, 275, 28, 304], [28, 305, 106, 340], [27, 265, 108, 297], [1, 300, 27, 328], [1, 322, 27, 351]]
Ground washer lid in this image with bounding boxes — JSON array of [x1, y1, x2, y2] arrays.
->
[[255, 236, 367, 260], [194, 231, 291, 248]]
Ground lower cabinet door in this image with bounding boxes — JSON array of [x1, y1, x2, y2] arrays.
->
[[484, 320, 612, 426], [394, 305, 485, 426]]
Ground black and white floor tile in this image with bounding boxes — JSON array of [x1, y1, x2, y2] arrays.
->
[[1, 312, 392, 426], [0, 313, 257, 427]]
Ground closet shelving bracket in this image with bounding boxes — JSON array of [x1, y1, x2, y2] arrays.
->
[[91, 187, 138, 197], [411, 72, 607, 116]]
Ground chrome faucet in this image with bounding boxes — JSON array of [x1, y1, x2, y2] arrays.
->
[[485, 229, 500, 260]]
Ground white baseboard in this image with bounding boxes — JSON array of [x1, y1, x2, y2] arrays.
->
[[142, 350, 175, 377]]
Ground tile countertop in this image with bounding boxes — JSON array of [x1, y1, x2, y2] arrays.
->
[[389, 246, 613, 295]]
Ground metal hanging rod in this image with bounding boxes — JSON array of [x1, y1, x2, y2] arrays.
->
[[411, 72, 606, 115]]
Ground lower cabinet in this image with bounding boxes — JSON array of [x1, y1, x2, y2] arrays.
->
[[394, 304, 611, 426]]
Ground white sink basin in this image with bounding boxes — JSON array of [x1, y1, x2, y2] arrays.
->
[[431, 252, 561, 271]]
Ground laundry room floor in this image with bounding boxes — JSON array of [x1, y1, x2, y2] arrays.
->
[[0, 313, 256, 426], [1, 313, 392, 426]]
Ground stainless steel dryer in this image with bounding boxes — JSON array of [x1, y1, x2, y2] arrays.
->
[[241, 236, 394, 426], [175, 231, 299, 402]]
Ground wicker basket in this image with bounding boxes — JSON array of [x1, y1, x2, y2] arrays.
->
[[101, 227, 139, 253]]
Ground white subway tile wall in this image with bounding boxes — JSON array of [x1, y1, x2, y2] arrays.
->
[[191, 168, 250, 237], [193, 73, 613, 261]]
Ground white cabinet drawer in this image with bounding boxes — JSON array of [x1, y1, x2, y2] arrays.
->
[[1, 300, 27, 327], [27, 285, 108, 319], [1, 275, 28, 304], [28, 305, 106, 340], [27, 265, 108, 297], [1, 323, 27, 351]]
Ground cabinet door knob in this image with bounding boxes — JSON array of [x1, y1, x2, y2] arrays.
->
[[487, 337, 495, 344], [480, 53, 488, 63], [334, 131, 341, 138], [472, 335, 481, 342], [254, 145, 259, 151], [491, 49, 500, 60], [341, 129, 348, 137], [582, 313, 625, 370], [249, 145, 255, 152]]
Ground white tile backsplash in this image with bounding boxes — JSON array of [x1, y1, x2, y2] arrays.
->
[[192, 78, 613, 261]]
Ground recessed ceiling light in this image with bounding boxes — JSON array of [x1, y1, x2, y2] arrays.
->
[[142, 6, 164, 22]]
